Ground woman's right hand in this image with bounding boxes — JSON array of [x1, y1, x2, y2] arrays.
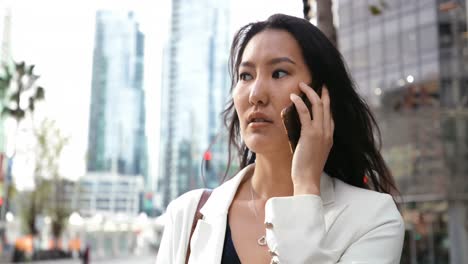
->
[[289, 82, 334, 196]]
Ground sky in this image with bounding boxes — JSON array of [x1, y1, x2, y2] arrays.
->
[[2, 0, 303, 190]]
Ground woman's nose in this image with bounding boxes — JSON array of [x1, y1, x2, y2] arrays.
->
[[248, 79, 269, 106]]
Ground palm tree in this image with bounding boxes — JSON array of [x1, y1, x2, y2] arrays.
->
[[0, 61, 45, 239], [0, 61, 45, 125]]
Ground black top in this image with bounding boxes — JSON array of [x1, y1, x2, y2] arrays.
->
[[221, 220, 241, 264]]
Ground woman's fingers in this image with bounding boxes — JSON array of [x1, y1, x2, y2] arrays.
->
[[321, 86, 334, 143], [299, 82, 323, 129], [289, 93, 311, 128], [290, 83, 333, 196], [292, 82, 334, 144]]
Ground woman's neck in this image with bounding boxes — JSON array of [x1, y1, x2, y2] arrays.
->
[[250, 151, 294, 199]]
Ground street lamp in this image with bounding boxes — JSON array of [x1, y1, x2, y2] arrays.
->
[[406, 75, 414, 83], [5, 212, 13, 222], [68, 212, 84, 226], [374, 87, 382, 96]]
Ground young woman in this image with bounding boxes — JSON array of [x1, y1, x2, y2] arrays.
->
[[156, 14, 405, 264]]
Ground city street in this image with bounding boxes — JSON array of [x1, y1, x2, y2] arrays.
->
[[19, 254, 157, 264]]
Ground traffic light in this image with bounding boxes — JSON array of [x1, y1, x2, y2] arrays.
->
[[203, 151, 212, 171], [143, 192, 153, 210]]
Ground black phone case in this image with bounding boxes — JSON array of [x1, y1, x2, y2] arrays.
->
[[281, 83, 322, 153]]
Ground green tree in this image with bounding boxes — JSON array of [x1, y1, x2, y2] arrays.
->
[[18, 118, 70, 246], [35, 119, 70, 247], [368, 0, 388, 16], [19, 186, 48, 236]]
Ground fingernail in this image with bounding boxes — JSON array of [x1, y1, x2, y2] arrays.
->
[[299, 82, 307, 88], [290, 93, 297, 101]]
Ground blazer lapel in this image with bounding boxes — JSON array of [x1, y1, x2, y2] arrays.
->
[[188, 165, 349, 263], [188, 217, 226, 263], [188, 165, 254, 264]]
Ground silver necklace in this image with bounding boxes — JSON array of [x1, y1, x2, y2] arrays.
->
[[250, 180, 267, 246]]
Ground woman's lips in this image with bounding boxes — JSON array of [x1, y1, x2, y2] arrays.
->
[[248, 119, 273, 128], [246, 111, 273, 128]]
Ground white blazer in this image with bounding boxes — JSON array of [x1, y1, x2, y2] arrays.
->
[[156, 164, 405, 264]]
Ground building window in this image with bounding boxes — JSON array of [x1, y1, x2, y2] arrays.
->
[[402, 13, 417, 31], [438, 22, 452, 49], [402, 30, 418, 65], [389, 0, 404, 16], [385, 65, 402, 88], [354, 47, 369, 70], [339, 1, 351, 25], [421, 60, 439, 80], [352, 1, 368, 24], [98, 181, 112, 193], [419, 6, 436, 26], [369, 41, 383, 68], [419, 24, 438, 52], [369, 24, 383, 43], [384, 34, 399, 66], [353, 29, 367, 48]]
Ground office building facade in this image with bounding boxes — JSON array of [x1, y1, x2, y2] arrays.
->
[[338, 0, 468, 263], [158, 0, 231, 207], [77, 172, 144, 217], [87, 11, 148, 183]]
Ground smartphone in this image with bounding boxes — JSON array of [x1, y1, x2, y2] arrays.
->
[[281, 82, 322, 154]]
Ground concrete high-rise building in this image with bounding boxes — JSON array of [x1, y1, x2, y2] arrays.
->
[[76, 172, 144, 217], [158, 0, 231, 208], [337, 1, 468, 263], [87, 11, 148, 184]]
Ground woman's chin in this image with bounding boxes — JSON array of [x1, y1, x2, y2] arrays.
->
[[244, 136, 290, 155]]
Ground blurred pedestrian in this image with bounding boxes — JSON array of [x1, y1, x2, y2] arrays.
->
[[157, 14, 405, 263], [82, 244, 89, 264]]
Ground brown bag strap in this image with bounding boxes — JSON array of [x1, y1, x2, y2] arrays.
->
[[185, 189, 212, 264]]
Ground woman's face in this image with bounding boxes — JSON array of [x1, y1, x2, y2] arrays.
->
[[233, 29, 312, 154]]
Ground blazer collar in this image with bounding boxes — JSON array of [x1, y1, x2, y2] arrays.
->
[[199, 164, 251, 218], [200, 163, 336, 218], [189, 164, 344, 263]]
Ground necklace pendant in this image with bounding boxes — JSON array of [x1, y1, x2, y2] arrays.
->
[[257, 235, 267, 246]]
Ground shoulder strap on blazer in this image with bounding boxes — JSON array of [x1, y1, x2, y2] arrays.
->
[[185, 189, 212, 264]]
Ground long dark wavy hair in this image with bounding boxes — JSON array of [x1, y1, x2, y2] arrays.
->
[[221, 14, 398, 195]]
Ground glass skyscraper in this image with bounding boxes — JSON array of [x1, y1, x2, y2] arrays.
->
[[87, 11, 148, 182], [158, 0, 231, 208], [338, 0, 468, 263]]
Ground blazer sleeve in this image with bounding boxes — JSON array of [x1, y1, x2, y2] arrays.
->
[[155, 202, 175, 264], [337, 195, 405, 264], [264, 194, 405, 264]]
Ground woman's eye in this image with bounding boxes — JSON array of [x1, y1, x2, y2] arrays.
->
[[272, 70, 288, 79], [239, 72, 253, 81]]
